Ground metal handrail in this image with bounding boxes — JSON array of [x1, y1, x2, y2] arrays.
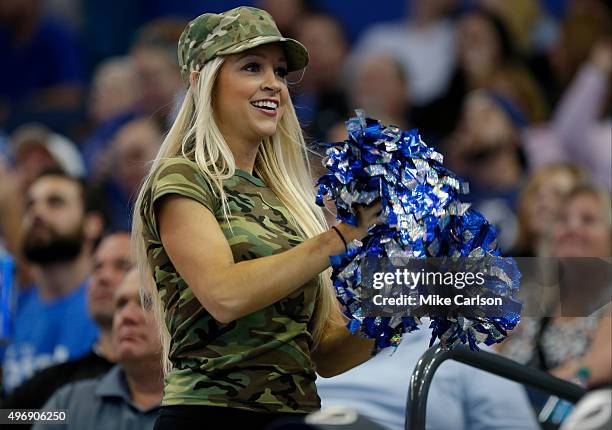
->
[[406, 345, 587, 430]]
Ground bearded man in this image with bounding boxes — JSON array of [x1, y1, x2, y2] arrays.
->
[[2, 170, 105, 393]]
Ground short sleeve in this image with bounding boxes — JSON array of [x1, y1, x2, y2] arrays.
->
[[142, 158, 218, 239]]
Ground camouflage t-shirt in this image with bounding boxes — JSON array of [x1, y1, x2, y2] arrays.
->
[[140, 157, 320, 413]]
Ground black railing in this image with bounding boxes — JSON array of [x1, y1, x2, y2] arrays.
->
[[407, 345, 587, 430]]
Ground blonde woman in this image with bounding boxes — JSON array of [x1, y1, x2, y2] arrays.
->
[[501, 185, 611, 387], [132, 7, 381, 429], [511, 163, 585, 257]]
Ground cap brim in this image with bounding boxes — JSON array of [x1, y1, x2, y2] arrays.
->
[[217, 35, 309, 72], [12, 140, 50, 159]]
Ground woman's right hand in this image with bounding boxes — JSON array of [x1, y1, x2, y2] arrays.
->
[[334, 200, 383, 244]]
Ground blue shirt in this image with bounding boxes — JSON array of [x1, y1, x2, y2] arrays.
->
[[316, 322, 540, 430], [34, 365, 160, 430], [2, 282, 99, 393]]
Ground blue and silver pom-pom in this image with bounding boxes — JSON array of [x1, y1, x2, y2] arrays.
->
[[316, 110, 521, 352]]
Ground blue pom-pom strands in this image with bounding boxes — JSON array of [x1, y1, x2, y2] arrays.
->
[[316, 110, 521, 353]]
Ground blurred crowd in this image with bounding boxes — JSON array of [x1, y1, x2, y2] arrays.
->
[[0, 0, 610, 429]]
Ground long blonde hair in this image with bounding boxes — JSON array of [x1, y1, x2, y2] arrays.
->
[[132, 56, 343, 374]]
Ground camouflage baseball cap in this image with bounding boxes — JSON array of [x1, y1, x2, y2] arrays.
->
[[178, 6, 309, 82]]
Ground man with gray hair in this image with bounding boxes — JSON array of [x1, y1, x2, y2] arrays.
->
[[35, 269, 163, 430]]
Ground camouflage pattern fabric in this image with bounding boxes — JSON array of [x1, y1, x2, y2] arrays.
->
[[177, 6, 309, 81], [140, 157, 321, 413]]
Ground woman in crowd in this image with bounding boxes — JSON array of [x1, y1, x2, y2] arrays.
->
[[416, 8, 547, 140], [132, 6, 381, 429], [500, 184, 611, 388], [543, 185, 611, 386], [511, 163, 585, 257]]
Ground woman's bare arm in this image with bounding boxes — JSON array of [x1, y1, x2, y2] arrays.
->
[[581, 313, 612, 386], [158, 194, 380, 324], [551, 311, 611, 386], [311, 314, 375, 377]]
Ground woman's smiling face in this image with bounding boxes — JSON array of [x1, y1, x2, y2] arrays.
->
[[553, 192, 611, 257], [213, 44, 289, 147]]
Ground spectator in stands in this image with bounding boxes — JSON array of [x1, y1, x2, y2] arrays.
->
[[458, 8, 548, 122], [9, 123, 85, 193], [416, 8, 547, 140], [544, 185, 611, 385], [79, 56, 141, 174], [317, 321, 540, 430], [350, 0, 457, 106], [510, 163, 585, 257], [0, 0, 84, 130], [2, 170, 104, 393], [319, 85, 412, 222], [499, 185, 611, 388], [292, 12, 350, 142], [523, 39, 611, 189], [130, 18, 185, 128], [548, 0, 611, 94], [350, 55, 411, 131], [446, 38, 610, 200], [322, 55, 412, 149], [447, 72, 602, 247], [1, 230, 131, 410], [445, 90, 528, 250], [88, 57, 140, 127], [94, 116, 163, 230], [0, 125, 86, 286], [35, 268, 163, 430]]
